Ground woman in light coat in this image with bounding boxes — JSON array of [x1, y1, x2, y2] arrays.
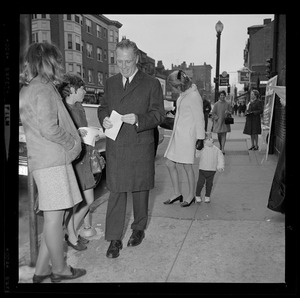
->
[[164, 70, 205, 207], [211, 90, 232, 154]]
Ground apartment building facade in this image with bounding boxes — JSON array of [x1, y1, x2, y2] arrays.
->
[[31, 14, 122, 104]]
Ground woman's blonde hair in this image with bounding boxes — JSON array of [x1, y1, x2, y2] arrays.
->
[[19, 42, 64, 85], [167, 70, 192, 92]]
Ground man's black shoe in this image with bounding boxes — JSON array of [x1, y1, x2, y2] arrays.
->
[[127, 230, 145, 247], [106, 240, 123, 258]]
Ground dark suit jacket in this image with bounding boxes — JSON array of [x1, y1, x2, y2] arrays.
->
[[98, 70, 165, 192]]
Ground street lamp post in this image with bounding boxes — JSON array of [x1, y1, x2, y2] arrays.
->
[[214, 20, 224, 103]]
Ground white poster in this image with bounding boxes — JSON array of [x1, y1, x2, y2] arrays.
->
[[262, 75, 278, 161]]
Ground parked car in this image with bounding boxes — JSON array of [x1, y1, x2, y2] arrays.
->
[[160, 99, 176, 130], [83, 104, 164, 153]]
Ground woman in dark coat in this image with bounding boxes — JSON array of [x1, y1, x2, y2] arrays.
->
[[243, 89, 263, 150]]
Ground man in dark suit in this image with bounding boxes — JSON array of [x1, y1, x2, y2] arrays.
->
[[98, 39, 165, 258], [202, 94, 211, 132]]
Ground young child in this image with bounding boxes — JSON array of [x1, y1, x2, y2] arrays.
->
[[61, 73, 104, 250], [195, 132, 224, 203]]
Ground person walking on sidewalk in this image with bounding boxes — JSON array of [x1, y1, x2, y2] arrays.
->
[[243, 89, 263, 150], [163, 70, 205, 207], [211, 90, 232, 154], [60, 73, 104, 251], [19, 42, 86, 283], [195, 132, 224, 203], [97, 39, 165, 258]]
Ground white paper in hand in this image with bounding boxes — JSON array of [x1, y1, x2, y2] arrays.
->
[[78, 127, 103, 147], [105, 110, 123, 141]]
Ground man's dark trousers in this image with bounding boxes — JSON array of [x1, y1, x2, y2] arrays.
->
[[105, 190, 149, 241]]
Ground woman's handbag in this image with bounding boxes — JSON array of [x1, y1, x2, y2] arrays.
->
[[90, 149, 105, 174], [224, 114, 234, 125]]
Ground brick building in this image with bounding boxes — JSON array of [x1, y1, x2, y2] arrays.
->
[[31, 14, 122, 104], [243, 18, 274, 95], [243, 16, 286, 155]]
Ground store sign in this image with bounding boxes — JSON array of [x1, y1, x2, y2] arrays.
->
[[219, 72, 229, 86], [238, 70, 250, 84]]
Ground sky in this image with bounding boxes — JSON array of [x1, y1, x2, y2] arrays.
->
[[104, 14, 274, 91]]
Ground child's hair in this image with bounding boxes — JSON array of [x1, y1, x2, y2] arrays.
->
[[62, 73, 85, 91]]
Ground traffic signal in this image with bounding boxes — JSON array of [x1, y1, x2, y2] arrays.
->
[[266, 58, 273, 79]]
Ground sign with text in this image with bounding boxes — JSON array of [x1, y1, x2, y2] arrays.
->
[[219, 74, 229, 86], [238, 70, 250, 84]]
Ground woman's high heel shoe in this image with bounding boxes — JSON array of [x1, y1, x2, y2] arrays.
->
[[163, 195, 183, 205], [180, 197, 196, 207]]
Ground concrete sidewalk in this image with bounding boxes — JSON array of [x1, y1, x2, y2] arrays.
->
[[19, 115, 285, 286]]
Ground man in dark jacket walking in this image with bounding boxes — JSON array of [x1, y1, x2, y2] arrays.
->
[[98, 39, 165, 258], [202, 95, 211, 132]]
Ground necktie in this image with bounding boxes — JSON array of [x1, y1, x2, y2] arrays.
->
[[124, 77, 129, 90]]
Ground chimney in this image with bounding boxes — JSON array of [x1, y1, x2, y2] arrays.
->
[[263, 18, 271, 25]]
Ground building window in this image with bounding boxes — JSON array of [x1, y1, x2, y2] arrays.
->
[[109, 30, 114, 42], [77, 65, 82, 76], [88, 69, 93, 83], [98, 72, 103, 85], [32, 32, 38, 43], [110, 51, 114, 64], [86, 18, 92, 34], [96, 25, 101, 38], [42, 32, 47, 43], [97, 47, 103, 62], [115, 31, 119, 43], [103, 28, 107, 39], [75, 36, 80, 51], [67, 34, 72, 50], [68, 64, 73, 72], [41, 14, 46, 19], [66, 14, 72, 21], [75, 15, 80, 24], [32, 14, 37, 20], [104, 49, 107, 61], [86, 43, 93, 58]]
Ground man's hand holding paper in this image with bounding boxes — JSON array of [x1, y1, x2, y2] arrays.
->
[[104, 110, 123, 141]]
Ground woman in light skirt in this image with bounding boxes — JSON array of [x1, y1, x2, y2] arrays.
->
[[19, 42, 87, 283]]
